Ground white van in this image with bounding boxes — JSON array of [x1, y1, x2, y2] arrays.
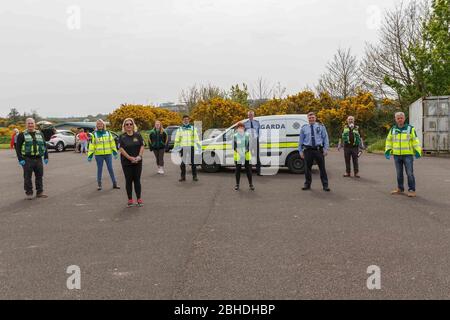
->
[[201, 114, 308, 174]]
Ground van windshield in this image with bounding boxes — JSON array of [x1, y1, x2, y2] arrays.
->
[[216, 119, 249, 141]]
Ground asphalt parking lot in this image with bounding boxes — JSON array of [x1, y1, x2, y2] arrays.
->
[[0, 149, 449, 299]]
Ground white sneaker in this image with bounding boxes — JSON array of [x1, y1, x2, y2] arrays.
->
[[160, 168, 165, 175], [157, 167, 162, 174]]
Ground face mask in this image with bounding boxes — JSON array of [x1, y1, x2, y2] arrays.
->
[[237, 129, 244, 135], [349, 123, 354, 129]]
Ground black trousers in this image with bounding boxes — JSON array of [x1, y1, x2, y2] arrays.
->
[[304, 148, 328, 188], [153, 149, 165, 167], [344, 146, 359, 174], [235, 161, 253, 185], [180, 147, 197, 178], [250, 139, 261, 174], [122, 163, 142, 200], [23, 157, 44, 195]]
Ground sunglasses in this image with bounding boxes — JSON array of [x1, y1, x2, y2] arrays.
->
[[125, 123, 133, 126]]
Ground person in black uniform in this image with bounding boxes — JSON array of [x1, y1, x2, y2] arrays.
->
[[118, 118, 145, 208], [15, 118, 49, 200]]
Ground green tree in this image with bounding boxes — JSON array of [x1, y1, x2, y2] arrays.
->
[[424, 0, 450, 95], [385, 0, 449, 104], [7, 108, 21, 124], [229, 83, 250, 107]]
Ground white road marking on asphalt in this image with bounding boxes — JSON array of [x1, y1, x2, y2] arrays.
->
[[112, 271, 133, 278], [25, 244, 47, 249]]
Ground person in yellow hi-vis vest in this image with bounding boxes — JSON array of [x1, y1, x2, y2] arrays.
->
[[234, 122, 254, 191], [87, 119, 120, 191], [173, 115, 201, 182], [385, 112, 422, 198]]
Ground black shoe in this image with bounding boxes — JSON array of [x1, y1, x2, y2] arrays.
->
[[234, 185, 240, 191], [193, 176, 198, 182], [249, 185, 255, 191], [179, 177, 186, 182], [302, 186, 311, 191], [113, 184, 121, 190], [97, 185, 102, 191], [323, 187, 331, 192]]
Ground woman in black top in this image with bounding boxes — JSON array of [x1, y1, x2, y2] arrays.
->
[[118, 118, 145, 208]]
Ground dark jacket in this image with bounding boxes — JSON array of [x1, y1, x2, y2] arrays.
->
[[15, 131, 49, 161], [149, 129, 168, 151]]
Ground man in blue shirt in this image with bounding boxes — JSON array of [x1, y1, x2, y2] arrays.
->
[[244, 110, 261, 175], [299, 112, 330, 192]]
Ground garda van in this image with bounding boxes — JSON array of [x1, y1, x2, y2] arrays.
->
[[201, 114, 308, 174]]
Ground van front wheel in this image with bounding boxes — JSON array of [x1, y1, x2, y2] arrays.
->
[[201, 153, 221, 173], [287, 153, 305, 174]]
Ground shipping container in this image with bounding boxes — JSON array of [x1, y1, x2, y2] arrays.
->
[[409, 96, 450, 153]]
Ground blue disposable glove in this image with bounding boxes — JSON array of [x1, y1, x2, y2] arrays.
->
[[384, 151, 391, 160], [112, 151, 118, 160], [415, 151, 421, 159], [87, 156, 93, 162], [19, 160, 26, 166], [44, 159, 49, 165]]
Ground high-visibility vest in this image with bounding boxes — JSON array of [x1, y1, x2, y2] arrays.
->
[[385, 125, 422, 156], [88, 130, 117, 157], [21, 130, 46, 157], [342, 125, 361, 146], [174, 125, 201, 151], [233, 132, 252, 162]]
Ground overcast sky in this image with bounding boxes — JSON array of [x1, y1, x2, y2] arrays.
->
[[0, 0, 401, 117]]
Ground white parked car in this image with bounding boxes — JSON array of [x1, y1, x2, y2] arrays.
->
[[46, 130, 76, 152]]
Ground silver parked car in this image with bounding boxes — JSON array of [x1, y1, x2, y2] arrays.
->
[[46, 130, 76, 152]]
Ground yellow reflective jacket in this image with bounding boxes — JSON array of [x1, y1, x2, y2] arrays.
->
[[174, 125, 201, 152], [88, 130, 117, 157], [385, 125, 422, 156], [233, 132, 252, 163]]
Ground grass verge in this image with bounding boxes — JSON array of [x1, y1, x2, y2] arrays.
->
[[367, 139, 385, 154]]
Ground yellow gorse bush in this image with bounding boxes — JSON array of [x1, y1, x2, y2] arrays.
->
[[108, 104, 182, 131], [191, 98, 248, 131]]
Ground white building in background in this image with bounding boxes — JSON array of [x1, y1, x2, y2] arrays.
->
[[409, 96, 450, 153], [159, 102, 187, 113]]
